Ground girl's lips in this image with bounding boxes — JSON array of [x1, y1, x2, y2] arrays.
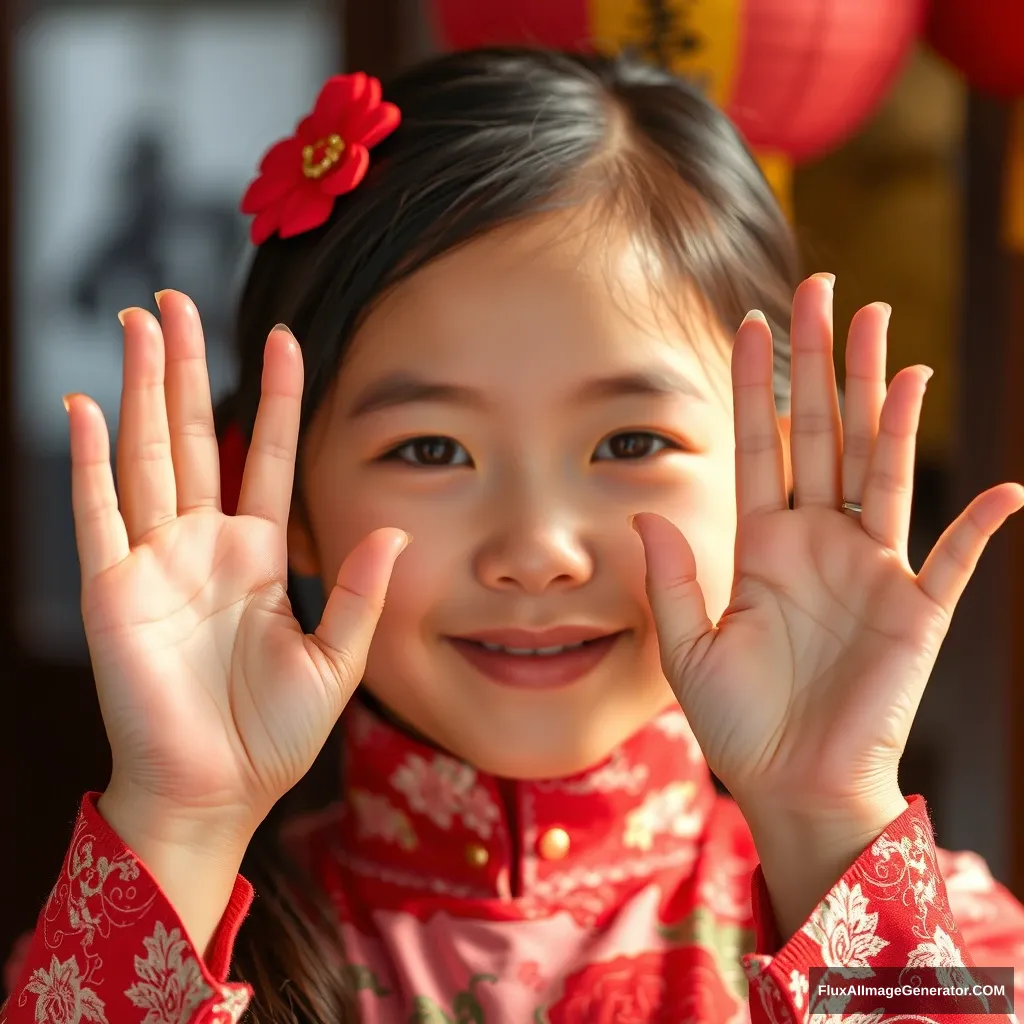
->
[[446, 632, 626, 689]]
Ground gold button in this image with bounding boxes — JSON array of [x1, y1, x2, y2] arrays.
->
[[465, 842, 490, 868], [538, 827, 571, 861]]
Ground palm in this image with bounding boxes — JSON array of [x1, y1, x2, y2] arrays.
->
[[85, 510, 298, 811], [69, 295, 407, 828], [634, 278, 1022, 812], [688, 509, 938, 797]]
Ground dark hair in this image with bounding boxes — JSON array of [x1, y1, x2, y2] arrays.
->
[[224, 46, 800, 1023]]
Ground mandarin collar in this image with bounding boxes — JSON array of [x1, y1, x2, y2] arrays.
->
[[334, 697, 716, 906]]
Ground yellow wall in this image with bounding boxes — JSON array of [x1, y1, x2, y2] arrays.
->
[[794, 48, 965, 462]]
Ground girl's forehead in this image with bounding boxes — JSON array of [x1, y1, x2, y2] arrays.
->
[[339, 208, 731, 393]]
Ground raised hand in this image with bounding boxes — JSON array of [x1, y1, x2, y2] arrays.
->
[[631, 275, 1022, 928], [69, 292, 409, 842]]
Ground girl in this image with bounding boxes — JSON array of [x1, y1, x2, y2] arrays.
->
[[5, 47, 1024, 1024]]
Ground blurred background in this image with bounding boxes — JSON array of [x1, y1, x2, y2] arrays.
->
[[1, 0, 1023, 974]]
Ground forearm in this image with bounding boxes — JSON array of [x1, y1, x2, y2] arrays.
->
[[97, 788, 253, 959]]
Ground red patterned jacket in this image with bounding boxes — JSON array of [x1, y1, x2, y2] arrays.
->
[[5, 700, 1024, 1023]]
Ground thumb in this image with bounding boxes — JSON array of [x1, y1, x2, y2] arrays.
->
[[631, 512, 713, 688], [312, 527, 412, 711]]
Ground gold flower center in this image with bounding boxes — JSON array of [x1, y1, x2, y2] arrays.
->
[[302, 134, 345, 180]]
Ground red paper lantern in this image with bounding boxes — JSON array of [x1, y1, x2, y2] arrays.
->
[[430, 0, 927, 162], [926, 0, 1024, 99]]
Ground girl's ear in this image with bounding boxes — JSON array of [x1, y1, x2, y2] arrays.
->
[[778, 415, 793, 496], [286, 500, 321, 577]]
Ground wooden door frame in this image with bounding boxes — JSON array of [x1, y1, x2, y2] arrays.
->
[[1008, 143, 1024, 899], [957, 93, 1024, 899]]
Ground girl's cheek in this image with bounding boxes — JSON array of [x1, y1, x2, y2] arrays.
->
[[664, 467, 738, 618]]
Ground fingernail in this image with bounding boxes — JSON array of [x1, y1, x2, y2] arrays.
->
[[399, 531, 413, 552], [920, 365, 934, 384], [272, 322, 293, 337], [62, 393, 73, 412], [117, 307, 142, 326], [813, 272, 836, 289], [742, 309, 768, 325], [879, 302, 892, 318], [628, 514, 639, 533], [154, 289, 171, 309]]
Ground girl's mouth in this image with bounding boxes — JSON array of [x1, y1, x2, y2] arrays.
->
[[446, 631, 627, 689]]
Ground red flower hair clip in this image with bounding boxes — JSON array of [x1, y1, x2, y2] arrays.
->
[[240, 72, 400, 245]]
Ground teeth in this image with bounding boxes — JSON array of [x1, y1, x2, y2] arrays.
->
[[478, 640, 588, 656]]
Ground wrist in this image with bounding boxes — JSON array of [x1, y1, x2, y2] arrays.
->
[[98, 778, 256, 862], [742, 789, 910, 853], [97, 784, 254, 959], [740, 789, 909, 941]]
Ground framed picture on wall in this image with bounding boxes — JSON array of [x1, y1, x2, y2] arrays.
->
[[13, 0, 340, 658]]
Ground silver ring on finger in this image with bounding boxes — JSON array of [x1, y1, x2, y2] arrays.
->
[[841, 500, 863, 518]]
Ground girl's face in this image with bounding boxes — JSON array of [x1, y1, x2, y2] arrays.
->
[[290, 209, 747, 779]]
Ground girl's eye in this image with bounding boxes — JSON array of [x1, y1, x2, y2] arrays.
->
[[593, 431, 680, 461], [382, 431, 681, 468], [385, 436, 473, 467]]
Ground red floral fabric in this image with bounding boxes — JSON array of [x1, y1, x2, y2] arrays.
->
[[547, 946, 736, 1023], [5, 699, 1024, 1023]]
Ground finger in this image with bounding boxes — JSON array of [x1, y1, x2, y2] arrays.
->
[[157, 290, 221, 513], [67, 394, 131, 581], [236, 326, 304, 526], [116, 308, 177, 542], [732, 311, 788, 519], [629, 512, 713, 693], [841, 303, 890, 507], [859, 365, 931, 556], [917, 483, 1024, 612], [790, 274, 843, 508], [311, 528, 412, 713]]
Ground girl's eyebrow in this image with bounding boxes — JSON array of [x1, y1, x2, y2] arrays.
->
[[344, 368, 707, 420]]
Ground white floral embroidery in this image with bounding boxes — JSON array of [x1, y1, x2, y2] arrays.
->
[[45, 827, 155, 973], [868, 822, 940, 926], [209, 984, 252, 1023], [787, 968, 808, 1009], [741, 954, 769, 983], [516, 786, 703, 909], [816, 1013, 885, 1024], [124, 921, 213, 1023], [906, 924, 975, 994], [392, 754, 474, 829], [623, 781, 702, 851], [460, 783, 501, 839], [20, 954, 107, 1024], [336, 850, 494, 900], [536, 749, 649, 795], [742, 956, 796, 1024], [802, 880, 889, 966], [940, 849, 999, 924], [11, 809, 161, 1019], [529, 844, 701, 907], [651, 709, 703, 761], [699, 852, 756, 921], [390, 753, 500, 838], [350, 788, 418, 850]]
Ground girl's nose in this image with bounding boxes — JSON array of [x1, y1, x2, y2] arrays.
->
[[473, 521, 595, 595]]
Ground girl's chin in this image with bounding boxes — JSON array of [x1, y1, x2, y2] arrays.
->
[[422, 705, 671, 780]]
